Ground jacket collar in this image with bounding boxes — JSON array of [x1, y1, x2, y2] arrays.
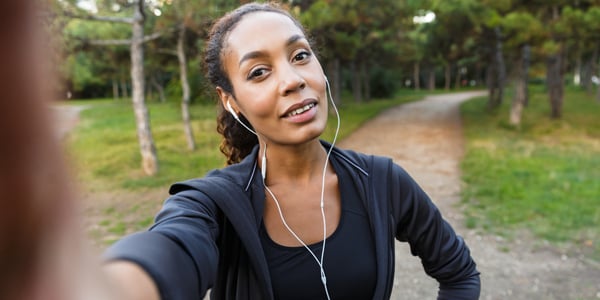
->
[[212, 140, 369, 193]]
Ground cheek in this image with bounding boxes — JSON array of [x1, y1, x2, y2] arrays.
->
[[250, 99, 274, 119], [236, 86, 277, 120]]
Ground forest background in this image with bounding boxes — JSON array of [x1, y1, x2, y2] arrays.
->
[[46, 0, 599, 260]]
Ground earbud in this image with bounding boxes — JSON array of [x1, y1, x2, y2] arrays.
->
[[261, 146, 267, 180], [226, 101, 239, 120], [324, 75, 329, 86], [227, 100, 257, 136]]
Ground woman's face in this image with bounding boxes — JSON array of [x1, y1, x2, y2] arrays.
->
[[219, 11, 328, 147]]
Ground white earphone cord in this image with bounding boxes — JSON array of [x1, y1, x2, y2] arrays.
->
[[262, 78, 340, 300]]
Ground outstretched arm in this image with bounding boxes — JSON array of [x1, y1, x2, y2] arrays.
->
[[103, 261, 160, 300]]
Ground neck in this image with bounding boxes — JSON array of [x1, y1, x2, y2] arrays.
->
[[260, 139, 329, 186]]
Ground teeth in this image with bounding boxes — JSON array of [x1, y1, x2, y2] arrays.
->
[[289, 103, 315, 116]]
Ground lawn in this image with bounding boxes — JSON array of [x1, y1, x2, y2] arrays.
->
[[460, 85, 600, 258]]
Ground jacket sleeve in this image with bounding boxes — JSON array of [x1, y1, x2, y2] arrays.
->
[[104, 189, 220, 300], [390, 164, 480, 300]]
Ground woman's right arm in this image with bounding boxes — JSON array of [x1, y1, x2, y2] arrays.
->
[[103, 261, 160, 300], [103, 189, 221, 300]]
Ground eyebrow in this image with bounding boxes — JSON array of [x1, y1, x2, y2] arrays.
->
[[238, 34, 306, 67]]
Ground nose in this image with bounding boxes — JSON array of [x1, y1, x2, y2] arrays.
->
[[278, 65, 306, 96]]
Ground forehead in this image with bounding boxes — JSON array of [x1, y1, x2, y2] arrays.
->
[[224, 11, 306, 57]]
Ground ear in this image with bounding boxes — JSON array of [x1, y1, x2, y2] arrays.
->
[[216, 87, 237, 113]]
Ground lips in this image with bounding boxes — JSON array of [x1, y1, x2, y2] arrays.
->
[[287, 103, 315, 117], [282, 99, 318, 118]]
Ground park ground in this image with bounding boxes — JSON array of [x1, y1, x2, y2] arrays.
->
[[54, 91, 600, 300]]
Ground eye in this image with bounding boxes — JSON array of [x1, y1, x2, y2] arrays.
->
[[247, 67, 268, 80], [292, 50, 312, 63]]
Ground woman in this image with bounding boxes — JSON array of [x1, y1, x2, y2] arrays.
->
[[104, 2, 480, 300]]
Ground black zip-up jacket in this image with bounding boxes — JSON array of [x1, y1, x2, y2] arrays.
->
[[105, 142, 480, 299]]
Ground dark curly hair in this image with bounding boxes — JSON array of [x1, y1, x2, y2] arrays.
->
[[204, 2, 308, 165]]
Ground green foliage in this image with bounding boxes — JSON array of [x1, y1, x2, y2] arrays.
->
[[298, 0, 412, 98], [55, 0, 600, 116], [460, 87, 600, 255], [61, 18, 131, 94], [64, 18, 131, 41], [501, 12, 544, 45], [369, 66, 403, 98]]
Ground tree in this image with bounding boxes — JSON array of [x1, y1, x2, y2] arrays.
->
[[60, 16, 131, 98], [540, 4, 566, 118], [563, 4, 600, 99], [500, 10, 544, 126], [427, 0, 487, 92], [150, 1, 239, 151], [176, 23, 196, 150], [298, 0, 362, 103], [129, 0, 158, 175], [404, 1, 436, 91], [510, 43, 531, 126], [61, 0, 159, 175], [298, 0, 410, 102]]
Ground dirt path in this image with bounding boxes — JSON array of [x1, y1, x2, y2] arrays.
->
[[338, 91, 600, 300], [50, 103, 88, 140]]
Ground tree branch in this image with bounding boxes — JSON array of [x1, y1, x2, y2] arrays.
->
[[62, 11, 134, 24], [89, 39, 131, 46], [86, 15, 135, 24], [85, 30, 168, 46], [142, 31, 164, 42]]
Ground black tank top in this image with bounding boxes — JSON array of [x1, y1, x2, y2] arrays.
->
[[259, 155, 376, 299]]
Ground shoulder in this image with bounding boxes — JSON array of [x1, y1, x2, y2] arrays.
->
[[169, 146, 259, 195], [328, 142, 393, 175], [328, 143, 415, 189], [169, 167, 245, 196]]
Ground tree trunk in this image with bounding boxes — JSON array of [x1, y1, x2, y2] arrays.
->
[[427, 67, 435, 90], [413, 61, 420, 91], [510, 44, 530, 126], [475, 61, 484, 87], [523, 45, 530, 107], [454, 65, 461, 89], [546, 52, 564, 118], [120, 76, 128, 98], [495, 26, 507, 90], [444, 62, 451, 90], [510, 78, 526, 126], [149, 75, 166, 102], [131, 1, 158, 175], [351, 59, 362, 103], [112, 78, 119, 100], [546, 6, 564, 119], [360, 59, 370, 101], [177, 24, 196, 151], [487, 26, 506, 110]]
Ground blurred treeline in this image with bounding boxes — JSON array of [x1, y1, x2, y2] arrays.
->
[[48, 0, 600, 104]]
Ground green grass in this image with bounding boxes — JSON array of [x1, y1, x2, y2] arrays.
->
[[460, 85, 600, 257], [67, 90, 428, 191]]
